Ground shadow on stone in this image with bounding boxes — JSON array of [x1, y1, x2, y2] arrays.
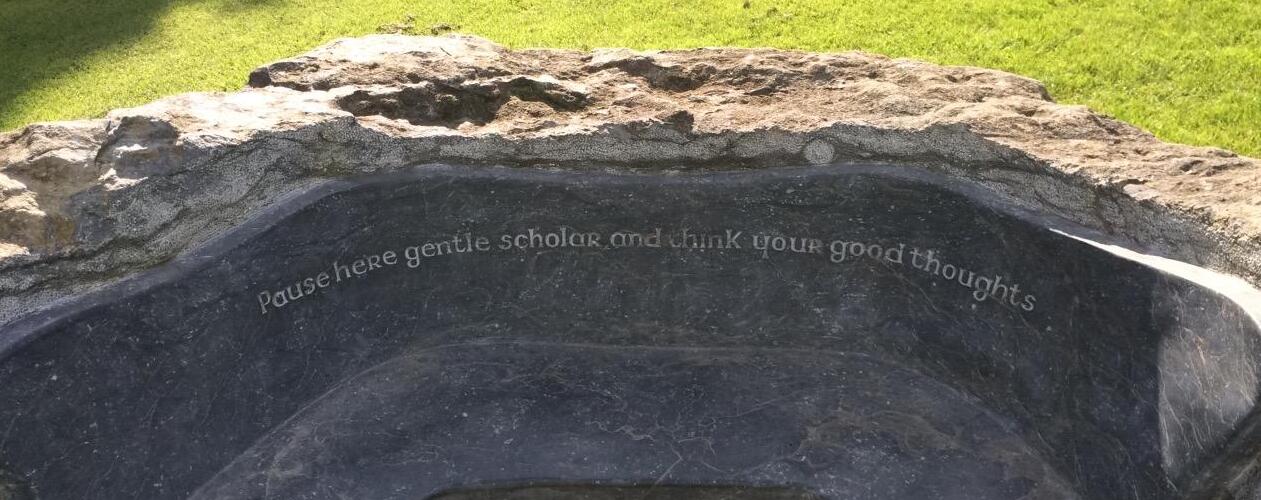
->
[[0, 0, 285, 129], [331, 77, 589, 127]]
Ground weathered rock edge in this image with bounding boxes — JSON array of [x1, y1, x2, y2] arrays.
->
[[2, 34, 1259, 327]]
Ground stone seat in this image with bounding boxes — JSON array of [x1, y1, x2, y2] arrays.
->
[[1, 165, 1258, 499]]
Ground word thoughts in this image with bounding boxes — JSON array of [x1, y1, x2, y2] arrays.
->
[[827, 240, 1036, 311]]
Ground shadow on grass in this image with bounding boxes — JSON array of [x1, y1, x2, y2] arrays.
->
[[0, 0, 281, 129]]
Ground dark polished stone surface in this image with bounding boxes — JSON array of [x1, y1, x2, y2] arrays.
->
[[1, 164, 1259, 500], [192, 344, 1063, 499], [430, 484, 824, 500]]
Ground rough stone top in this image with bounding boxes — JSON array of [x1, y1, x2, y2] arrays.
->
[[1, 34, 1259, 326]]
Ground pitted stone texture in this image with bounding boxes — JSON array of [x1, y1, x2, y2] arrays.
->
[[1, 34, 1260, 328]]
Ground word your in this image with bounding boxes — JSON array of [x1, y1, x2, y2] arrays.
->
[[743, 235, 1037, 311]]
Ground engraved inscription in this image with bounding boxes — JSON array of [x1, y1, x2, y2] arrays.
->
[[255, 226, 1039, 315]]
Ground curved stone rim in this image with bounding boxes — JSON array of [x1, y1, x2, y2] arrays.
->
[[2, 36, 1259, 337], [0, 160, 1206, 341]]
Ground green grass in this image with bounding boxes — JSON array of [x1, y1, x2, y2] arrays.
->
[[1, 0, 1258, 155]]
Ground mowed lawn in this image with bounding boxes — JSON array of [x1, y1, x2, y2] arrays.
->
[[1, 0, 1258, 155]]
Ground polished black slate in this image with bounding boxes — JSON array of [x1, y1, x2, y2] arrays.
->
[[0, 164, 1259, 500], [193, 343, 1062, 499]]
